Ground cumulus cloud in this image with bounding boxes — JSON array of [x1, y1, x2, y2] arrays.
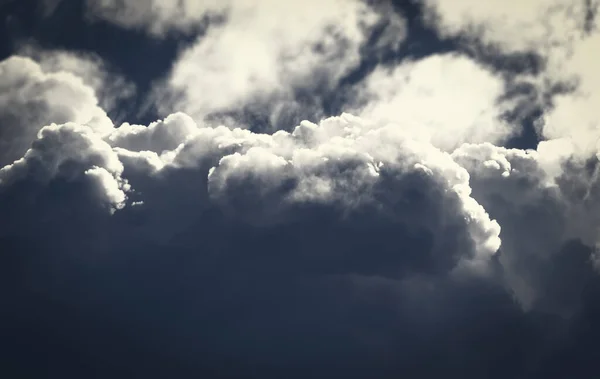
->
[[94, 113, 497, 274], [3, 102, 600, 376], [0, 56, 112, 168], [0, 108, 510, 371], [204, 115, 500, 270], [0, 122, 127, 211], [452, 141, 600, 316], [107, 112, 197, 154]]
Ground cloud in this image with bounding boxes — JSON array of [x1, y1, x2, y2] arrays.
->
[[84, 1, 421, 137], [85, 0, 225, 36], [149, 0, 379, 129], [422, 0, 591, 53], [99, 112, 499, 273], [0, 109, 502, 273], [4, 102, 600, 375], [0, 122, 128, 212], [18, 44, 137, 117], [538, 32, 600, 157], [107, 112, 197, 154], [453, 141, 600, 316], [0, 56, 112, 168], [86, 0, 400, 131], [2, 2, 600, 373], [352, 53, 515, 151], [423, 0, 600, 157], [0, 109, 518, 374], [205, 115, 500, 271]]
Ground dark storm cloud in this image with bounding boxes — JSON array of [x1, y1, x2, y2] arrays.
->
[[0, 113, 498, 377], [453, 142, 600, 316], [1, 108, 600, 378]]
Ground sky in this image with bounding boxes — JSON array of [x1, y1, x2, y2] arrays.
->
[[1, 0, 600, 378]]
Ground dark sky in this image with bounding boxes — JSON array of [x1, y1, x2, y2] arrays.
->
[[1, 1, 600, 378]]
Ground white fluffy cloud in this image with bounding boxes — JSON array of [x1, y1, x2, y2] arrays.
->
[[0, 111, 501, 277], [539, 32, 600, 157], [0, 56, 112, 168], [86, 0, 391, 129], [424, 0, 600, 158], [86, 0, 226, 36], [107, 112, 198, 154], [151, 0, 379, 127], [18, 45, 136, 115], [353, 53, 514, 151], [422, 0, 591, 53], [0, 122, 128, 211]]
